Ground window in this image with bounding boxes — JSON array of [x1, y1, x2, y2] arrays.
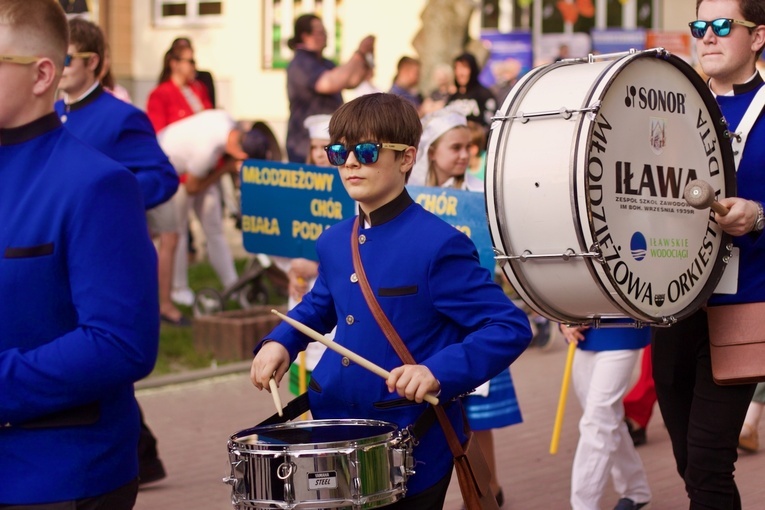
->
[[263, 0, 342, 70], [154, 0, 223, 27]]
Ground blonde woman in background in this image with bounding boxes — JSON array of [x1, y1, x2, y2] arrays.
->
[[410, 106, 522, 507]]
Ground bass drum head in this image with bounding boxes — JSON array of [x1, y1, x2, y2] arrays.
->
[[575, 52, 734, 323], [487, 50, 735, 324]]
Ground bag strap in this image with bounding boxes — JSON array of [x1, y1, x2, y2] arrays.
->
[[350, 217, 466, 459], [731, 85, 765, 170], [350, 217, 415, 365]]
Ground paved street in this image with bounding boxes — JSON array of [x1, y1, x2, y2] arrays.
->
[[135, 335, 765, 510]]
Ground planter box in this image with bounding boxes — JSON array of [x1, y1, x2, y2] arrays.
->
[[192, 305, 287, 361]]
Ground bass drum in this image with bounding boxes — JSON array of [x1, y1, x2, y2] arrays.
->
[[485, 49, 736, 325]]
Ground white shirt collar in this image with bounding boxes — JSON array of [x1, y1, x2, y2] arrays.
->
[[65, 80, 100, 105]]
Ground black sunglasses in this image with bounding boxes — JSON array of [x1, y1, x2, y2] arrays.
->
[[324, 142, 409, 166], [689, 18, 756, 38]]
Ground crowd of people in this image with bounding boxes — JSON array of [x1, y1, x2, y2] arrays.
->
[[2, 0, 765, 509]]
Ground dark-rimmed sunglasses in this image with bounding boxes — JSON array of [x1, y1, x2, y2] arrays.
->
[[689, 18, 757, 38], [324, 142, 409, 166], [64, 52, 96, 67]]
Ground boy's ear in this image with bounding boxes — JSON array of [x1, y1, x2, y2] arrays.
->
[[399, 145, 417, 175], [31, 58, 59, 97], [87, 54, 101, 75], [752, 25, 765, 55]]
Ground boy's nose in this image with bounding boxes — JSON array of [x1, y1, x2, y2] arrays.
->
[[344, 150, 361, 167]]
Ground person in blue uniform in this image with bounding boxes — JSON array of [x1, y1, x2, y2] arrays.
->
[[54, 17, 175, 486], [0, 1, 159, 507], [251, 93, 532, 509], [55, 19, 177, 211], [55, 18, 182, 331], [652, 1, 765, 509], [560, 324, 652, 510]]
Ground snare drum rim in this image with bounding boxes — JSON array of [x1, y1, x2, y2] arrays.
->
[[230, 419, 399, 452], [573, 49, 736, 324]]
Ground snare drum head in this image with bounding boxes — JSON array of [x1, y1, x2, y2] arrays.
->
[[231, 419, 398, 449], [575, 52, 734, 322]]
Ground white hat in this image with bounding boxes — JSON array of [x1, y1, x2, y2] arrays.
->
[[410, 104, 470, 186], [304, 114, 332, 140]]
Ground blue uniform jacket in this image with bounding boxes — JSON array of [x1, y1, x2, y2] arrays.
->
[[55, 85, 178, 209], [710, 75, 765, 306], [0, 114, 159, 503], [256, 192, 532, 495]]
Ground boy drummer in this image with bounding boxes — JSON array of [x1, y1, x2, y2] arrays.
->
[[251, 93, 531, 509]]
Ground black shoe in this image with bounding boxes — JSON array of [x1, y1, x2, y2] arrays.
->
[[625, 419, 647, 447], [613, 498, 649, 509], [139, 456, 167, 486], [160, 313, 192, 327]]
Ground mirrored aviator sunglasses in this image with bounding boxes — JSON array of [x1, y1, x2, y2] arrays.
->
[[689, 17, 757, 38], [324, 142, 409, 166]]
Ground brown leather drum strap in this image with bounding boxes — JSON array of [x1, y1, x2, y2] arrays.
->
[[350, 216, 465, 458], [350, 217, 416, 366]]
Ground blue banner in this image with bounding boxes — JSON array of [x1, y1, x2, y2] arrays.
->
[[240, 160, 495, 272], [478, 30, 533, 89], [407, 185, 495, 273], [591, 28, 646, 55], [240, 160, 355, 260]]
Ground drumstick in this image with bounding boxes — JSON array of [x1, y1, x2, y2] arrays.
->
[[550, 340, 577, 455], [295, 277, 308, 420], [683, 179, 729, 216], [268, 376, 283, 417], [296, 278, 308, 397], [271, 309, 440, 406]]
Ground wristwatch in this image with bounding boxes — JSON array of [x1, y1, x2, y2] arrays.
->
[[753, 201, 765, 232]]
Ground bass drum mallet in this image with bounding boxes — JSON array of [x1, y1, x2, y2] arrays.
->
[[683, 179, 730, 216]]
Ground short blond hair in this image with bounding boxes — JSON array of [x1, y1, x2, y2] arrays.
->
[[0, 0, 68, 67]]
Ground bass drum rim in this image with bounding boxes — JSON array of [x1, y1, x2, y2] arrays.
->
[[487, 58, 625, 324], [487, 61, 588, 324]]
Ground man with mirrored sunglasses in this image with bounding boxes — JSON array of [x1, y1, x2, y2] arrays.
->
[[651, 1, 765, 509], [689, 17, 757, 38]]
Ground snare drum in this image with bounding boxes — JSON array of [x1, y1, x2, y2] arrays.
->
[[486, 49, 736, 325], [224, 419, 413, 509]]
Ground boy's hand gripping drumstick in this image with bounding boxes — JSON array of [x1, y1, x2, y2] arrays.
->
[[271, 309, 440, 406]]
